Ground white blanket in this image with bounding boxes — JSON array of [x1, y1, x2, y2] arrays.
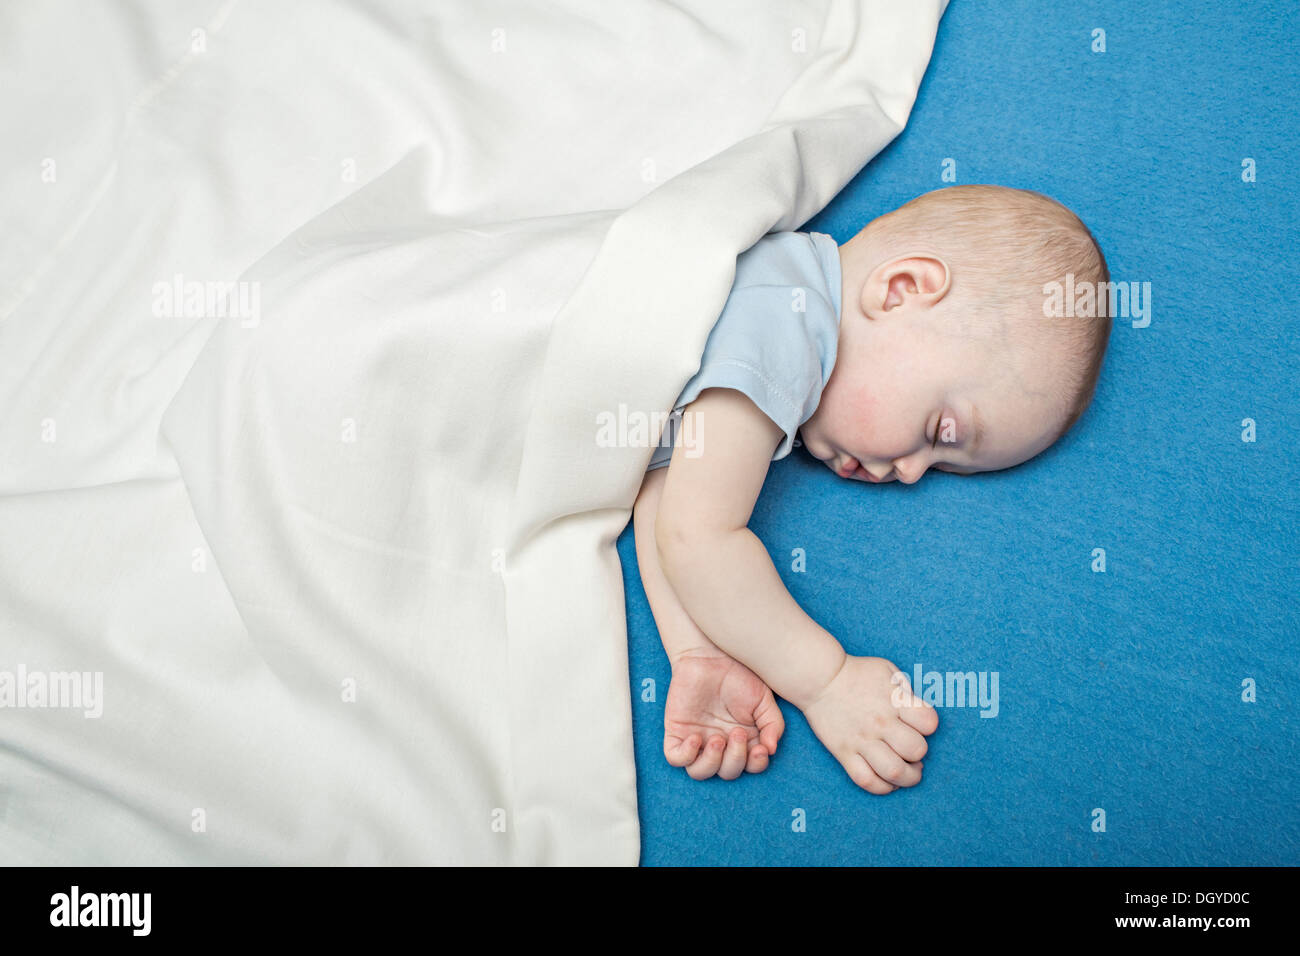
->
[[0, 0, 947, 864]]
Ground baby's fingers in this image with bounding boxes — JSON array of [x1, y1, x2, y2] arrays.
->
[[665, 732, 703, 768], [863, 739, 923, 789], [717, 728, 749, 781], [685, 734, 727, 781], [743, 743, 770, 775], [846, 753, 897, 795], [884, 723, 929, 763], [756, 692, 785, 757], [893, 685, 940, 735]]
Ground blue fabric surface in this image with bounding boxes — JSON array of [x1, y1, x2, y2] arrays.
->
[[617, 0, 1299, 866]]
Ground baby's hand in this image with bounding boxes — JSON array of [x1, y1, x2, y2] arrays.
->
[[801, 655, 938, 794], [664, 650, 785, 781]]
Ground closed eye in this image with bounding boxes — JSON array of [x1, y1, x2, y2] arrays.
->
[[930, 412, 948, 449], [932, 413, 959, 451]]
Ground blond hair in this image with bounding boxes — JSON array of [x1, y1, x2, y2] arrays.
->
[[864, 184, 1111, 444]]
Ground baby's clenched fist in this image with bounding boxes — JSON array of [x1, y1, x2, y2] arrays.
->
[[800, 655, 938, 794]]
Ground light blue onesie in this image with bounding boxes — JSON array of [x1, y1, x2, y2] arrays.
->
[[646, 230, 842, 471]]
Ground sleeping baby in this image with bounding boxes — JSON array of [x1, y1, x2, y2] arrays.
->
[[632, 184, 1111, 793]]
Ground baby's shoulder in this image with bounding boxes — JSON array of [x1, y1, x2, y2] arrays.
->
[[731, 230, 830, 292]]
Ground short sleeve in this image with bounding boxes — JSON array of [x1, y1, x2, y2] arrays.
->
[[644, 231, 842, 473], [672, 283, 835, 461]]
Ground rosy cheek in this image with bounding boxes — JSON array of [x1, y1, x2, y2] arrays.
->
[[846, 383, 879, 433]]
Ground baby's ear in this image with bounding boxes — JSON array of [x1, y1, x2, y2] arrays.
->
[[865, 255, 950, 316]]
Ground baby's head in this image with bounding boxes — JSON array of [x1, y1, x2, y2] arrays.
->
[[800, 184, 1111, 483]]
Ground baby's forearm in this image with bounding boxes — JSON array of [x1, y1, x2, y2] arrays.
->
[[633, 477, 722, 663], [657, 527, 846, 710]]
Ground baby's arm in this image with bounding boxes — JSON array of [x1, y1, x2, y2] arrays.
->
[[655, 387, 938, 793], [634, 467, 722, 663], [634, 466, 784, 779]]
